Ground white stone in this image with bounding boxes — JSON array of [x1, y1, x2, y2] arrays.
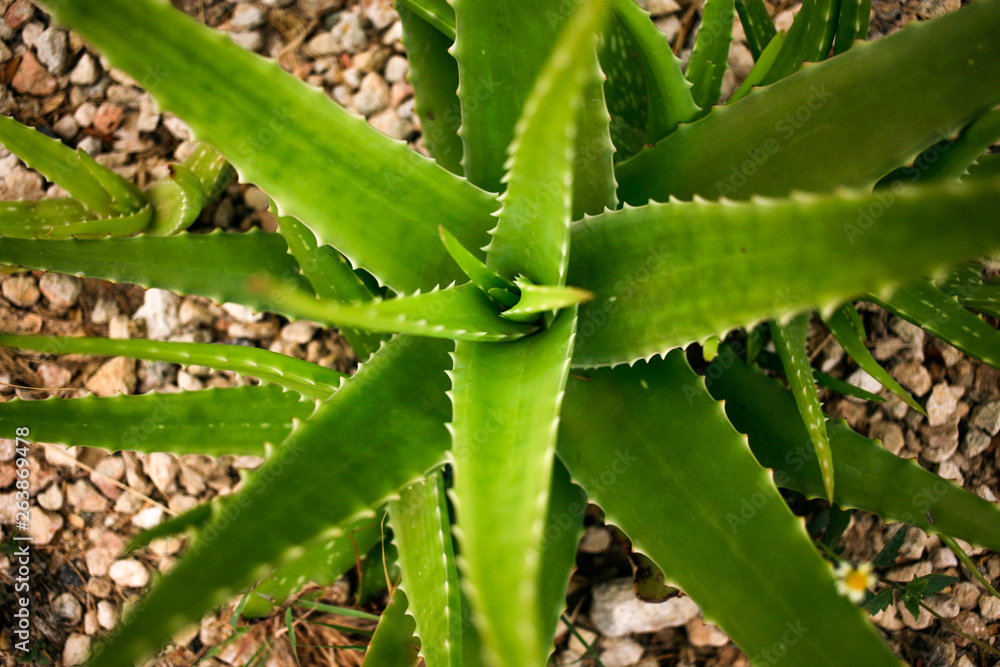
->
[[97, 600, 119, 629], [384, 54, 409, 83], [590, 578, 700, 636], [971, 400, 1000, 435], [600, 637, 645, 667], [230, 4, 265, 29], [69, 53, 99, 85], [85, 356, 136, 396], [109, 558, 150, 588], [132, 505, 164, 530], [35, 27, 70, 74], [133, 288, 180, 340], [52, 591, 83, 625], [353, 72, 390, 116], [926, 383, 963, 426], [63, 633, 91, 666], [223, 301, 263, 323], [39, 272, 82, 308]]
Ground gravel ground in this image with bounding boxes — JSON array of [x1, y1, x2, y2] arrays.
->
[[0, 0, 998, 665]]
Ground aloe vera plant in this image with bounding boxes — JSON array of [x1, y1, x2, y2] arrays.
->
[[2, 0, 1000, 664]]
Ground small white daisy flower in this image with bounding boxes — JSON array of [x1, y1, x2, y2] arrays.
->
[[835, 561, 877, 603]]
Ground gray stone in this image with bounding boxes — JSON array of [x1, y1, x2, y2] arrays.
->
[[35, 27, 70, 74], [2, 166, 45, 200], [926, 383, 963, 426], [647, 0, 682, 15], [309, 13, 367, 56], [52, 591, 83, 626], [963, 428, 992, 458], [891, 360, 932, 397], [362, 0, 398, 29], [69, 53, 99, 85], [132, 288, 180, 340], [590, 578, 700, 636], [970, 400, 1000, 435], [52, 114, 79, 140], [0, 41, 11, 64], [384, 54, 409, 83], [39, 272, 82, 308], [2, 274, 40, 307], [579, 526, 613, 554], [354, 72, 390, 116], [847, 368, 883, 396], [144, 452, 177, 495], [77, 135, 102, 157], [979, 593, 1000, 620], [869, 421, 905, 455], [230, 4, 265, 29], [368, 108, 414, 139]]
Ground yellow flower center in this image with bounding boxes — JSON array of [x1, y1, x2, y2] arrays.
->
[[845, 569, 870, 592]]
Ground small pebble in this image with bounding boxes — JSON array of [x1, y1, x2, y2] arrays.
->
[[109, 558, 150, 588], [39, 272, 82, 308], [35, 27, 70, 74], [62, 633, 91, 666], [52, 592, 83, 626], [85, 357, 137, 397], [2, 275, 40, 308], [97, 600, 119, 630], [69, 53, 100, 85]]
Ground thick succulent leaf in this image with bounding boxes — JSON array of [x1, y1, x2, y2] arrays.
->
[[146, 166, 206, 237], [771, 314, 834, 500], [264, 282, 537, 342], [558, 350, 900, 665], [274, 209, 385, 360], [833, 0, 871, 54], [451, 0, 567, 192], [881, 107, 1000, 186], [609, 0, 700, 142], [965, 152, 1000, 181], [482, 0, 609, 285], [389, 472, 462, 667], [0, 385, 312, 457], [735, 0, 777, 59], [126, 502, 213, 555], [870, 280, 1000, 370], [438, 225, 518, 308], [41, 0, 497, 294], [396, 0, 456, 40], [500, 279, 593, 323], [571, 50, 618, 219], [598, 14, 649, 160], [399, 6, 463, 175], [0, 114, 117, 216], [938, 265, 1000, 319], [91, 336, 454, 666], [824, 304, 924, 413], [726, 31, 786, 104], [0, 333, 345, 400], [362, 588, 421, 667], [685, 0, 736, 114], [760, 0, 841, 85], [567, 178, 1000, 368], [46, 203, 153, 239], [753, 349, 885, 402], [707, 351, 1000, 551], [616, 0, 1000, 202], [536, 461, 586, 654], [243, 513, 384, 618], [76, 149, 146, 214], [0, 198, 91, 238], [0, 230, 310, 315], [449, 310, 577, 667]]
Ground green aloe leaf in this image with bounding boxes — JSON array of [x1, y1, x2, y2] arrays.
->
[[0, 198, 91, 238], [90, 336, 454, 666], [0, 333, 345, 400], [735, 0, 777, 59], [262, 282, 537, 342], [146, 166, 206, 237], [937, 264, 1000, 319], [870, 280, 1000, 371], [0, 385, 312, 457], [598, 13, 649, 160], [450, 310, 578, 667], [0, 230, 311, 315], [685, 0, 736, 114], [706, 350, 1000, 551], [771, 314, 834, 500], [125, 502, 213, 555], [76, 149, 146, 215], [833, 0, 871, 54], [500, 279, 593, 323], [824, 304, 924, 413], [243, 513, 385, 618], [617, 0, 1000, 202], [438, 225, 519, 308], [362, 589, 421, 667], [568, 178, 1000, 368], [40, 0, 497, 294], [609, 0, 700, 142], [396, 0, 456, 40], [273, 208, 385, 361], [400, 6, 463, 175], [571, 47, 618, 219], [558, 350, 900, 665], [760, 0, 841, 85], [965, 153, 1000, 181], [0, 114, 117, 216], [753, 349, 885, 402], [46, 204, 153, 239], [389, 471, 462, 667], [726, 31, 786, 104]]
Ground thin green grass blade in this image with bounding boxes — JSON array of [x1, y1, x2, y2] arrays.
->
[[753, 349, 885, 402], [0, 198, 91, 238], [0, 333, 345, 400], [833, 0, 871, 54], [761, 0, 841, 84], [0, 114, 116, 216], [0, 230, 310, 315], [617, 0, 1000, 202], [400, 6, 463, 175], [824, 304, 924, 413], [274, 208, 385, 361], [482, 0, 610, 286], [870, 280, 1000, 370], [609, 0, 700, 142], [389, 471, 462, 667], [243, 513, 384, 618], [0, 385, 312, 456], [361, 589, 420, 667], [41, 0, 497, 294], [707, 351, 1000, 551], [558, 350, 901, 666], [686, 0, 736, 114], [262, 282, 537, 342], [771, 314, 834, 500], [450, 310, 578, 667], [568, 178, 1000, 368], [735, 0, 777, 59], [90, 336, 454, 666]]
